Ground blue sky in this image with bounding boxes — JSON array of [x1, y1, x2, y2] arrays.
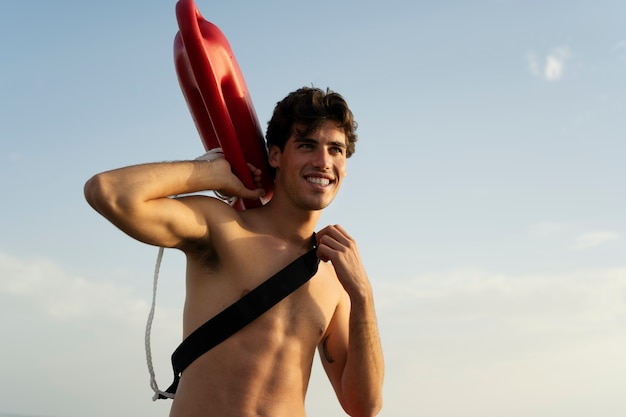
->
[[1, 0, 625, 416]]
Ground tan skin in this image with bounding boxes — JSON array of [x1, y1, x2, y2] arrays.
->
[[84, 121, 384, 417]]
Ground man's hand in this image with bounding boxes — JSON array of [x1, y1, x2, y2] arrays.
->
[[209, 158, 266, 201], [316, 225, 371, 297]]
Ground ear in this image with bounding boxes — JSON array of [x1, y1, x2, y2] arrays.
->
[[268, 145, 281, 169]]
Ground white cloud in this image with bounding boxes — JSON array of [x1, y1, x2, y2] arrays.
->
[[528, 221, 568, 238], [0, 250, 180, 417], [544, 49, 568, 80], [612, 39, 626, 50], [528, 47, 571, 81], [613, 40, 626, 61], [0, 251, 150, 324], [573, 231, 621, 250], [377, 266, 626, 328], [375, 266, 626, 416], [3, 249, 626, 417]]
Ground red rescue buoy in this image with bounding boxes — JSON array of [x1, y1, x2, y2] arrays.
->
[[174, 0, 273, 209]]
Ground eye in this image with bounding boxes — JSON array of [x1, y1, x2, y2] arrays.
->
[[330, 146, 344, 155]]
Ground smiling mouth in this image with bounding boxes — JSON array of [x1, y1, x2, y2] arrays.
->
[[306, 176, 332, 186]]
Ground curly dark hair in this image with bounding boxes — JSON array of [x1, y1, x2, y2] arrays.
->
[[265, 87, 358, 158]]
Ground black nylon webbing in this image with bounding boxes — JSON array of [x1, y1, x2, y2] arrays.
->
[[160, 242, 320, 398]]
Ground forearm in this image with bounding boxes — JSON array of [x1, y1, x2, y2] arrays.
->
[[342, 287, 384, 416], [84, 159, 219, 211], [315, 226, 384, 415], [84, 159, 235, 247]]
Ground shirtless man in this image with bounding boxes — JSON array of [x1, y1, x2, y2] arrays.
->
[[84, 87, 384, 417]]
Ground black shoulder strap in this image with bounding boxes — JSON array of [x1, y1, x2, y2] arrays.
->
[[159, 242, 320, 399]]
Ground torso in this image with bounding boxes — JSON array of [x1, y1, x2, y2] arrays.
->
[[168, 206, 344, 417]]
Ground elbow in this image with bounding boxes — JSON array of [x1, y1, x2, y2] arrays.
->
[[343, 394, 383, 417], [84, 173, 110, 212], [371, 396, 384, 416], [84, 173, 126, 217], [346, 404, 383, 417], [84, 174, 104, 210], [356, 402, 383, 417]]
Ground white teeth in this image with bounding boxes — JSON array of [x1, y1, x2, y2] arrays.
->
[[307, 177, 330, 186]]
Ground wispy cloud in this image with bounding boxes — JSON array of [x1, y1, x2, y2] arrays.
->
[[378, 266, 626, 327], [528, 47, 571, 81], [0, 251, 179, 328], [0, 250, 180, 417], [528, 223, 622, 251], [376, 266, 626, 415], [573, 231, 621, 250], [613, 40, 626, 61], [2, 249, 626, 417], [528, 221, 568, 238], [612, 39, 626, 50], [1, 252, 140, 323], [6, 151, 20, 161]]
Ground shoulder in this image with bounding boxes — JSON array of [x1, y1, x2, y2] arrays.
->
[[176, 195, 245, 252], [180, 199, 276, 263], [177, 194, 246, 226]]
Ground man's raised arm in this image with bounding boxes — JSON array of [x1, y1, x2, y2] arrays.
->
[[84, 158, 264, 249]]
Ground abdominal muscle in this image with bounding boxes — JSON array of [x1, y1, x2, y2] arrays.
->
[[168, 273, 337, 417], [169, 327, 314, 417]]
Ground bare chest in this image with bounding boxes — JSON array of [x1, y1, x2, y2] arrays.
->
[[184, 248, 340, 343]]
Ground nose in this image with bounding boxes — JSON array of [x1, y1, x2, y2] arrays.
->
[[312, 148, 332, 169]]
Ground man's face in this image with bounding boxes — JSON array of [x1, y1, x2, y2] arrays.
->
[[269, 120, 348, 211]]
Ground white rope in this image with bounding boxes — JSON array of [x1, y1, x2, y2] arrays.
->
[[145, 246, 174, 400], [144, 148, 238, 401], [194, 147, 225, 161], [195, 148, 239, 206]]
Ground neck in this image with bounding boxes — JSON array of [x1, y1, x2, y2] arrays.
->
[[256, 198, 322, 247]]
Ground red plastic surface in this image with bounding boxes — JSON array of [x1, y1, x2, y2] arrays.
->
[[174, 0, 273, 209]]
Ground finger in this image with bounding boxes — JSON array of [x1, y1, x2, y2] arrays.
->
[[246, 163, 262, 175], [246, 163, 263, 186], [318, 234, 342, 252], [317, 225, 351, 248], [238, 188, 265, 200], [317, 224, 342, 239], [331, 224, 351, 240], [315, 247, 331, 263]]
